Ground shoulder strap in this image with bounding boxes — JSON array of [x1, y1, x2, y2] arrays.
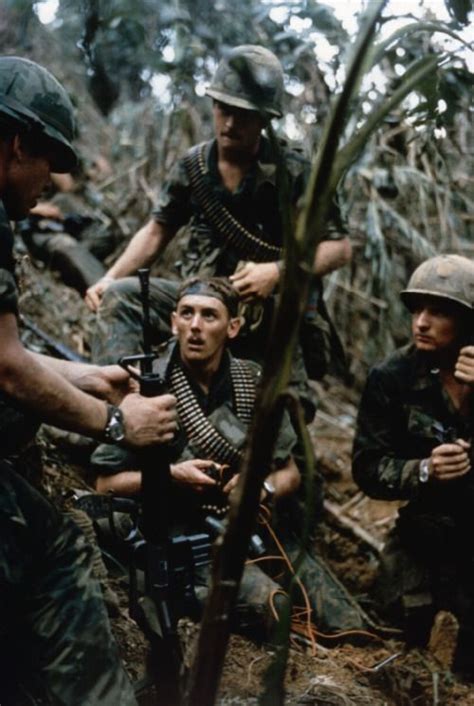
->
[[184, 144, 283, 263]]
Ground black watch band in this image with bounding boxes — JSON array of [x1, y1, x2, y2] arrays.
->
[[104, 404, 126, 443]]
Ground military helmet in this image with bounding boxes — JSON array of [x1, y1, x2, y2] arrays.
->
[[401, 254, 474, 313], [0, 56, 77, 172], [206, 45, 284, 118]]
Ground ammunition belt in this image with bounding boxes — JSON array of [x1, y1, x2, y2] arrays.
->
[[169, 358, 256, 468], [184, 143, 283, 263]]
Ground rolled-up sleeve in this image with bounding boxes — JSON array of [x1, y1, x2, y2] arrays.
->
[[152, 157, 193, 229]]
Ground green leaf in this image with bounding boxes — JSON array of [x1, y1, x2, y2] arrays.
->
[[297, 0, 389, 252], [335, 55, 439, 180], [370, 21, 471, 66]]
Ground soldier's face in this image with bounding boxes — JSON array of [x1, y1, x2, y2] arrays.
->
[[172, 295, 240, 369], [3, 135, 52, 219], [213, 101, 265, 155], [411, 297, 461, 353]]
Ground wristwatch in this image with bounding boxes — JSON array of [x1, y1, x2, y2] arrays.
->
[[419, 458, 431, 484], [104, 404, 125, 443], [263, 479, 276, 504]]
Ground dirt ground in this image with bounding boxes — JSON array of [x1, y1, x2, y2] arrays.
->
[[17, 261, 474, 706]]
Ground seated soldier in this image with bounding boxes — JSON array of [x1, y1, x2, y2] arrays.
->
[[93, 276, 372, 635], [352, 254, 474, 674]]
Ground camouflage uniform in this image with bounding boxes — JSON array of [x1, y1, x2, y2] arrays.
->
[[0, 200, 137, 705], [93, 340, 371, 634], [91, 136, 348, 418], [353, 343, 474, 654]]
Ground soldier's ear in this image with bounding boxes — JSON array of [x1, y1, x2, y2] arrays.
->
[[171, 311, 178, 335], [227, 316, 241, 340], [9, 134, 24, 163]]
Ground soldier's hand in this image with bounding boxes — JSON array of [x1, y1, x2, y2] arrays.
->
[[222, 472, 239, 496], [85, 276, 115, 312], [30, 201, 64, 220], [120, 392, 177, 447], [429, 438, 471, 482], [74, 364, 138, 404], [170, 459, 218, 492], [230, 262, 280, 302], [454, 346, 474, 385]]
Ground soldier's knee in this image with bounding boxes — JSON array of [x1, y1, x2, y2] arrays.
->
[[102, 277, 140, 305]]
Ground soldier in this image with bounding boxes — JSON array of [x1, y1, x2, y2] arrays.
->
[[85, 44, 351, 420], [352, 254, 474, 674], [93, 276, 372, 635], [0, 56, 177, 704]]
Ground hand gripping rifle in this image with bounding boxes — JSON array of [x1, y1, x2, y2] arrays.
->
[[119, 268, 208, 705]]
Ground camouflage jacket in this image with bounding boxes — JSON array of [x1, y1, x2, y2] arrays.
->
[[352, 343, 474, 529], [0, 199, 39, 457], [153, 136, 347, 279], [92, 340, 296, 524]]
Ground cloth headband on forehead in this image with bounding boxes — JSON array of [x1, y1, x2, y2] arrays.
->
[[177, 277, 239, 315]]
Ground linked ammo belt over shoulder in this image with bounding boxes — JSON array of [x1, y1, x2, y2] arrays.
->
[[184, 144, 283, 263], [169, 358, 256, 468]]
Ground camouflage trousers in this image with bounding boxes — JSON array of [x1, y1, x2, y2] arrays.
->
[[0, 460, 137, 706], [375, 522, 474, 660], [91, 276, 316, 421]]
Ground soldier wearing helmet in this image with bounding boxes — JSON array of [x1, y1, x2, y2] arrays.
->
[[85, 44, 351, 420], [352, 254, 474, 676], [0, 57, 179, 704]]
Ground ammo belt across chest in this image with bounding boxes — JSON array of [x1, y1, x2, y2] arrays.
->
[[169, 358, 256, 468], [184, 143, 283, 263]]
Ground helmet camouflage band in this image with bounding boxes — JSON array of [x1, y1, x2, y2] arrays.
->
[[0, 56, 77, 173], [400, 254, 474, 313], [206, 45, 284, 118]]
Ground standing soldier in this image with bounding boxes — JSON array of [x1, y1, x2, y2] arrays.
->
[[85, 44, 351, 421], [0, 56, 177, 705], [352, 254, 474, 676]]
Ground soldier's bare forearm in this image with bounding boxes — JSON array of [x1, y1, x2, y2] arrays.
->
[[106, 219, 176, 279], [313, 236, 352, 276]]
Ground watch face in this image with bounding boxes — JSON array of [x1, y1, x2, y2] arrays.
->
[[109, 421, 125, 441], [263, 480, 275, 497], [106, 410, 125, 442], [419, 459, 430, 483]]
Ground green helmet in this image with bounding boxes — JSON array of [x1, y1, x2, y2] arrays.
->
[[206, 45, 284, 118], [401, 254, 474, 313], [0, 56, 77, 173]]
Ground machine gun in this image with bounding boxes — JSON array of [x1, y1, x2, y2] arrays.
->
[[82, 268, 264, 703]]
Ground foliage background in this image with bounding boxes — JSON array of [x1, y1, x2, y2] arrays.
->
[[1, 0, 472, 382]]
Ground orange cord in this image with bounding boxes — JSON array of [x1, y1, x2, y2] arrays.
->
[[245, 507, 385, 660]]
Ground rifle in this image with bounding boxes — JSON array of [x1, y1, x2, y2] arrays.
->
[[20, 315, 87, 363], [118, 267, 184, 705]]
